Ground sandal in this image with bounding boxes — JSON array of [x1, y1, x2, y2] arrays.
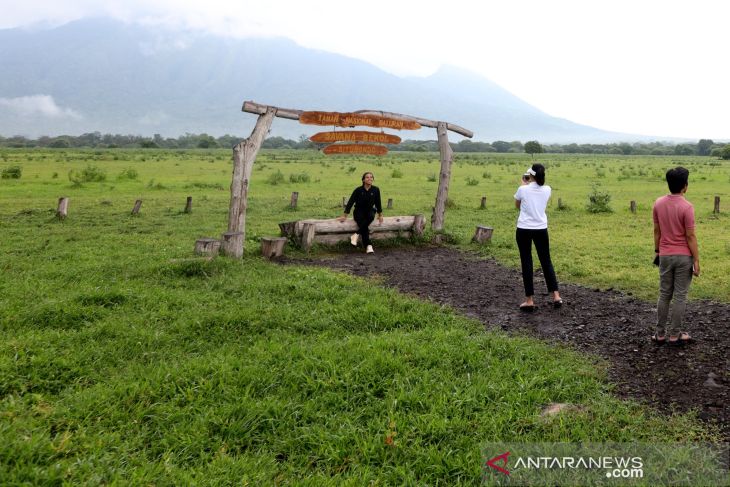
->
[[519, 303, 535, 312], [651, 333, 666, 344], [668, 332, 692, 345], [552, 299, 563, 309]]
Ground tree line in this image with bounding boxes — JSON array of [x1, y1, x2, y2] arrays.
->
[[1, 132, 728, 158]]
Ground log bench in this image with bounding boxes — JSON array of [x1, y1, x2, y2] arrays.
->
[[280, 214, 425, 251]]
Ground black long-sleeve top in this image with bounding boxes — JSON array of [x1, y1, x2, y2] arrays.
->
[[344, 185, 382, 216]]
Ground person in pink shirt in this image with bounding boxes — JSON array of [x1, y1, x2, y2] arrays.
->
[[652, 167, 700, 344]]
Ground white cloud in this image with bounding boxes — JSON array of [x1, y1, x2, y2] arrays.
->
[[0, 95, 82, 119]]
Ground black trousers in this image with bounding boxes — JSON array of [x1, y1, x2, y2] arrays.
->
[[354, 210, 375, 247], [515, 228, 559, 296]]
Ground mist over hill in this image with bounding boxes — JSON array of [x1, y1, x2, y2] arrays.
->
[[1, 18, 648, 143]]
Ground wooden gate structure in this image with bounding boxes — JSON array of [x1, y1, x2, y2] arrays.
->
[[219, 100, 473, 258]]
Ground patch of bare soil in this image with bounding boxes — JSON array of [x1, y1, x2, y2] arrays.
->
[[285, 246, 729, 440]]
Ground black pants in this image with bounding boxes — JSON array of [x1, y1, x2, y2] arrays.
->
[[516, 228, 559, 296], [354, 210, 375, 247]]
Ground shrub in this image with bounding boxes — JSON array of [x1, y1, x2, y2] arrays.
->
[[465, 176, 479, 186], [289, 172, 311, 183], [586, 184, 613, 213], [391, 169, 403, 178], [267, 170, 285, 185], [427, 173, 437, 182], [82, 165, 106, 182], [1, 165, 22, 179], [117, 168, 139, 180]]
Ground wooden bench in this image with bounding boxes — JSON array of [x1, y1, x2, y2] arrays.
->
[[280, 214, 425, 250]]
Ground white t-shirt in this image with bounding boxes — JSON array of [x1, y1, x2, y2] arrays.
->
[[514, 182, 551, 229]]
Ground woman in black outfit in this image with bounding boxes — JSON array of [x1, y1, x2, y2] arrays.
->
[[338, 172, 383, 253]]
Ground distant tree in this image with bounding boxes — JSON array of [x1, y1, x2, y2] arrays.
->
[[510, 141, 524, 152], [524, 140, 543, 158], [197, 134, 217, 148], [721, 144, 730, 160], [673, 144, 695, 156], [140, 140, 159, 148], [491, 140, 511, 152], [618, 143, 633, 155], [697, 139, 714, 156]]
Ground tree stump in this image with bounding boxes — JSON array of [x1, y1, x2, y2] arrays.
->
[[413, 214, 426, 237], [290, 191, 299, 208], [194, 238, 221, 256], [184, 196, 193, 213], [472, 225, 493, 244], [261, 237, 287, 259], [131, 199, 143, 215], [387, 198, 393, 209], [56, 197, 69, 220], [630, 200, 637, 213], [480, 196, 487, 209], [220, 231, 244, 258], [714, 196, 720, 214], [301, 222, 316, 252]]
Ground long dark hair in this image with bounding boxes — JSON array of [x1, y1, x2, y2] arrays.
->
[[531, 163, 546, 186]]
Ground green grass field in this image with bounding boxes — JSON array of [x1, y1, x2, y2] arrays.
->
[[1, 148, 728, 484]]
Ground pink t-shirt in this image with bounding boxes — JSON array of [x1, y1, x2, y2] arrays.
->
[[652, 194, 695, 256]]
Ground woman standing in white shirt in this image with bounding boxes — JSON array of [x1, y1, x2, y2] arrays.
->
[[514, 163, 562, 311]]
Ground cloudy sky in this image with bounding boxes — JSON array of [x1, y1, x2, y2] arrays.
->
[[2, 0, 728, 139]]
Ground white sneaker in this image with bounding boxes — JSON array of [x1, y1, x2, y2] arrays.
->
[[366, 245, 374, 254], [350, 233, 358, 246]]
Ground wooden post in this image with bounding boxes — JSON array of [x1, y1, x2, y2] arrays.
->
[[221, 232, 244, 258], [480, 196, 487, 209], [290, 191, 299, 208], [558, 198, 563, 209], [301, 222, 316, 252], [131, 199, 142, 215], [222, 107, 276, 258], [630, 200, 637, 213], [184, 196, 193, 214], [472, 225, 493, 244], [261, 237, 287, 259], [56, 197, 69, 219], [387, 198, 393, 209], [432, 121, 453, 231], [194, 238, 221, 256], [714, 196, 720, 214], [342, 196, 347, 209], [413, 214, 425, 237]]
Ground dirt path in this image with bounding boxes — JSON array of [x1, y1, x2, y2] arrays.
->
[[286, 246, 729, 440]]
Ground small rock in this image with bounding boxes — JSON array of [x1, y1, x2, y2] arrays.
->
[[703, 377, 722, 389]]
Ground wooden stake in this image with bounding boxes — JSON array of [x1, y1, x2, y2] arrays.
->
[[220, 232, 244, 258], [184, 196, 193, 213], [261, 237, 287, 259], [714, 196, 720, 214], [290, 191, 299, 208], [56, 197, 69, 219], [222, 107, 276, 258], [630, 200, 637, 213], [131, 199, 142, 215], [480, 196, 487, 209], [472, 225, 493, 244], [432, 121, 453, 231], [387, 198, 393, 209]]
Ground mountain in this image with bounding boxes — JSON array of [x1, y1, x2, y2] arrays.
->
[[0, 18, 635, 142]]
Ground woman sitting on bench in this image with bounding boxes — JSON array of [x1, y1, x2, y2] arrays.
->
[[337, 171, 383, 254]]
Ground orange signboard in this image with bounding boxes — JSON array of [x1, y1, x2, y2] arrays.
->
[[322, 144, 389, 156], [300, 111, 421, 130], [310, 131, 401, 144]]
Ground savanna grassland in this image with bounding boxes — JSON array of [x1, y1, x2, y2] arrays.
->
[[1, 148, 728, 484]]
